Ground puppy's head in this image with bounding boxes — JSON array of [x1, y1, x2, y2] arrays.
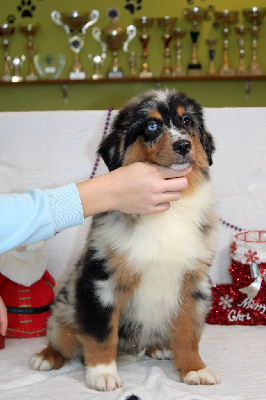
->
[[98, 89, 215, 172]]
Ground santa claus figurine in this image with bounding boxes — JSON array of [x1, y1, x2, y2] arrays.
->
[[0, 241, 55, 339]]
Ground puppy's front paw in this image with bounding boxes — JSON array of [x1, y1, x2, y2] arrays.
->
[[183, 367, 220, 385], [86, 362, 122, 391]]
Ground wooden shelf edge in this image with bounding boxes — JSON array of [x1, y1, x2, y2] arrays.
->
[[1, 75, 266, 85]]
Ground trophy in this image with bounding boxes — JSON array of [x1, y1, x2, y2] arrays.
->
[[10, 55, 26, 82], [51, 10, 99, 79], [128, 51, 139, 77], [88, 54, 106, 80], [134, 17, 154, 78], [206, 39, 217, 75], [20, 24, 39, 81], [90, 26, 107, 79], [184, 7, 208, 76], [157, 17, 177, 77], [214, 10, 238, 76], [243, 7, 266, 75], [0, 24, 15, 82], [235, 26, 249, 75], [99, 17, 136, 78], [172, 28, 186, 76], [34, 53, 66, 79]]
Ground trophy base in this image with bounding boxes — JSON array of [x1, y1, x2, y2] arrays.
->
[[236, 69, 248, 76], [1, 75, 12, 82], [107, 71, 124, 79], [248, 68, 263, 76], [139, 70, 153, 78], [172, 70, 186, 77], [187, 64, 202, 76], [25, 74, 38, 81], [92, 73, 104, 80], [11, 76, 23, 83], [69, 71, 86, 80], [219, 69, 235, 76]]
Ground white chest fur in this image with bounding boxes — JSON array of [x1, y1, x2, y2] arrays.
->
[[94, 180, 216, 335]]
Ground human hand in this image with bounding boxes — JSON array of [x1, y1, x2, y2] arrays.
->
[[108, 162, 191, 214], [77, 162, 191, 217], [0, 296, 7, 336]]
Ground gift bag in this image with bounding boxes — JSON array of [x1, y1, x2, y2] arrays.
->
[[207, 230, 266, 325]]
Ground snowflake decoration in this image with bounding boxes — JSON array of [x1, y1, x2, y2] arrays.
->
[[231, 242, 237, 256], [245, 250, 259, 264], [218, 294, 233, 310]]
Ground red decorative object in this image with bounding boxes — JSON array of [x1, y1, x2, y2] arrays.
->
[[0, 334, 4, 349], [207, 230, 266, 325], [0, 241, 55, 338]]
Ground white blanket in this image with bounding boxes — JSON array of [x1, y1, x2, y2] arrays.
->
[[1, 325, 265, 399]]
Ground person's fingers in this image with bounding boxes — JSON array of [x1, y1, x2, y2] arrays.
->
[[151, 202, 172, 213], [160, 192, 182, 202], [161, 176, 189, 192]]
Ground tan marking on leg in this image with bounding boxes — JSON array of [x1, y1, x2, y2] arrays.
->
[[34, 343, 65, 370], [171, 274, 206, 381], [79, 310, 119, 368], [177, 106, 185, 116], [57, 325, 79, 359]]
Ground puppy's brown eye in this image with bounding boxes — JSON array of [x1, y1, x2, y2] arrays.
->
[[147, 122, 158, 132], [182, 116, 191, 127]]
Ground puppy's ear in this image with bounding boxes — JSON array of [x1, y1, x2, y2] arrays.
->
[[200, 129, 215, 166], [98, 131, 124, 171]]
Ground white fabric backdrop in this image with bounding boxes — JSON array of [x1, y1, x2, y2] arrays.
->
[[0, 108, 265, 284], [0, 108, 266, 400]]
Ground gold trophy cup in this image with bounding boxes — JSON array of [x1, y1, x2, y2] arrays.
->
[[184, 7, 208, 76], [172, 28, 186, 76], [206, 39, 217, 75], [157, 17, 177, 77], [90, 26, 107, 79], [243, 7, 266, 75], [99, 19, 136, 78], [214, 10, 238, 76], [51, 10, 99, 79], [134, 17, 154, 78], [20, 24, 39, 81], [0, 24, 15, 82], [235, 26, 249, 75], [10, 55, 26, 82]]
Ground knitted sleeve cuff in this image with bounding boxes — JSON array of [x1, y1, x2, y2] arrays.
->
[[45, 183, 84, 233]]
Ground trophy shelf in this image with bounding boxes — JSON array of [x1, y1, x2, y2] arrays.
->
[[0, 75, 266, 85]]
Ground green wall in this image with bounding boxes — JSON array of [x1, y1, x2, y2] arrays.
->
[[0, 0, 265, 110]]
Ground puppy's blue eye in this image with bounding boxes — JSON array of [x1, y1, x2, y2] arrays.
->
[[147, 122, 158, 132]]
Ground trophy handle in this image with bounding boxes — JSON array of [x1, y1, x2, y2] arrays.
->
[[92, 26, 107, 54], [81, 10, 99, 34], [123, 25, 136, 52], [51, 10, 70, 35]]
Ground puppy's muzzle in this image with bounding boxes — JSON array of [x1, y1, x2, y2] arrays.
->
[[173, 140, 191, 156]]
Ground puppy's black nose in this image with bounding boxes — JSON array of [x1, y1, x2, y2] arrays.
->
[[173, 140, 191, 156]]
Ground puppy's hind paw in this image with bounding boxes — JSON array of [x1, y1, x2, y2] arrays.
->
[[86, 362, 122, 391], [183, 367, 221, 385], [30, 345, 65, 371]]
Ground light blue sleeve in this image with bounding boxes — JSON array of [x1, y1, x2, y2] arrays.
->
[[0, 183, 84, 254]]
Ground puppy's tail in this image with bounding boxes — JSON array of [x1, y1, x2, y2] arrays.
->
[[117, 350, 145, 366]]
